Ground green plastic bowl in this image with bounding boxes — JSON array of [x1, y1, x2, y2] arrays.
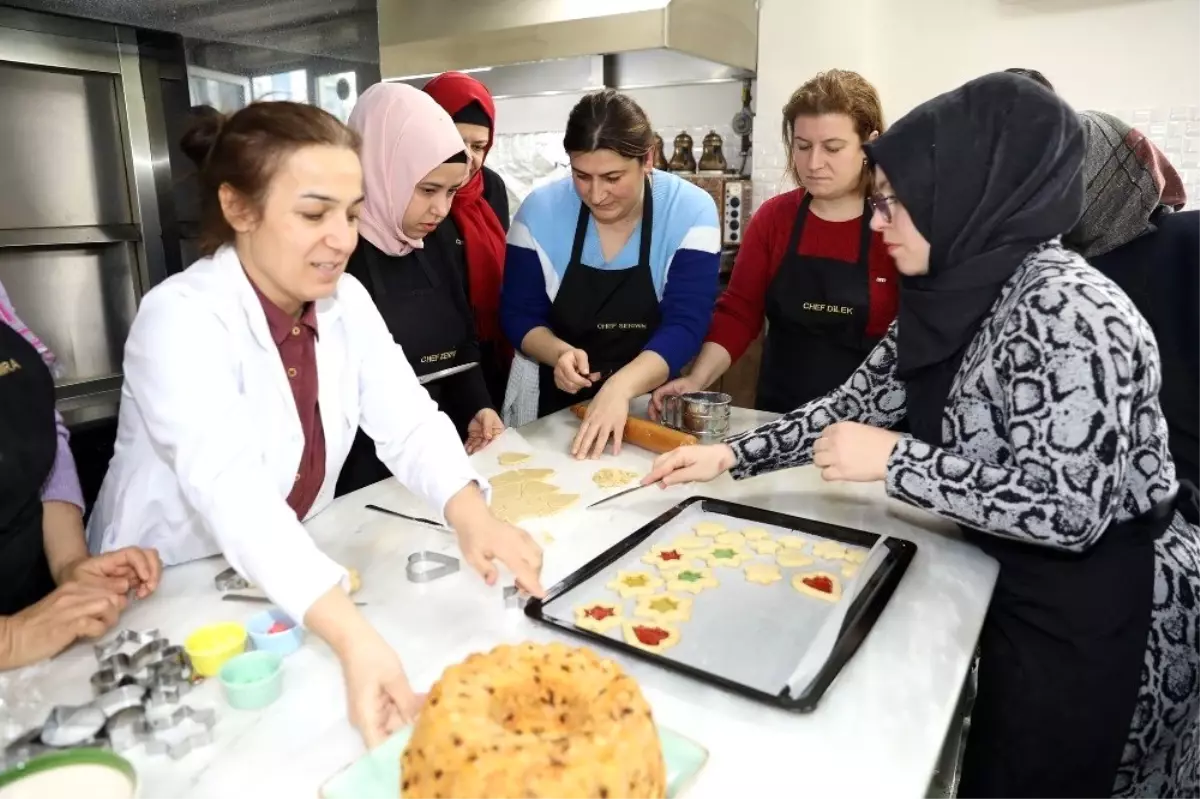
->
[[218, 650, 283, 710]]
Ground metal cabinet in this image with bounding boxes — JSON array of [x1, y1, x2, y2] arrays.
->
[[0, 7, 181, 423]]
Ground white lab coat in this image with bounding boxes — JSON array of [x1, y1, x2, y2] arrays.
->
[[87, 245, 486, 623]]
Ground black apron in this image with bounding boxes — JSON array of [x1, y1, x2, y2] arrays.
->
[[537, 179, 660, 417], [337, 243, 478, 496], [957, 496, 1177, 797], [755, 195, 878, 413], [0, 322, 59, 615]]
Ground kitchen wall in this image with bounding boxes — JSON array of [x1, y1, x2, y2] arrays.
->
[[488, 81, 752, 210], [751, 0, 1200, 209]]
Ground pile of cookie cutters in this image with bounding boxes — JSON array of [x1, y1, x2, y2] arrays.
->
[[1, 628, 216, 769]]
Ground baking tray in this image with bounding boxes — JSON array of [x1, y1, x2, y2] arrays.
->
[[525, 496, 916, 711]]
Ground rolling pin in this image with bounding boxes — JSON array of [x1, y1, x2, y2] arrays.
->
[[569, 403, 698, 454]]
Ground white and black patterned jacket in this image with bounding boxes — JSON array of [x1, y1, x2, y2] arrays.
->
[[726, 241, 1178, 551]]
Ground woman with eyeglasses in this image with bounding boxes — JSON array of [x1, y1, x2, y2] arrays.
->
[[641, 72, 1200, 797], [651, 70, 899, 417]]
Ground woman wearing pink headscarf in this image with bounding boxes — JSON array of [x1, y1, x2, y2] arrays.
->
[[337, 83, 506, 496]]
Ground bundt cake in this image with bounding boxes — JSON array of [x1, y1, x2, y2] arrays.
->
[[401, 642, 666, 798]]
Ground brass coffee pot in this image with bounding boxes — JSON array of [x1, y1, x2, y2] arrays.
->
[[652, 133, 669, 170], [668, 131, 696, 172], [698, 130, 728, 172]]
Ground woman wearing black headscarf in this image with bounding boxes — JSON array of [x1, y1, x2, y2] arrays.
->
[[1065, 110, 1198, 490], [641, 73, 1200, 797]]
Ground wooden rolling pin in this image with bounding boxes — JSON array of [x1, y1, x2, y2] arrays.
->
[[569, 403, 698, 453]]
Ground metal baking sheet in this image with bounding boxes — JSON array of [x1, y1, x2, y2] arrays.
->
[[527, 496, 916, 711]]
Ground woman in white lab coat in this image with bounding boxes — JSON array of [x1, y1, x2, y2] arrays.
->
[[86, 101, 544, 747]]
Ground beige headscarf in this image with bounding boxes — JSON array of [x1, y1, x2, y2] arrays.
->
[[347, 83, 466, 256]]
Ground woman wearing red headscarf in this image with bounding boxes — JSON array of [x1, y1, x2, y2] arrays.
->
[[424, 72, 511, 409]]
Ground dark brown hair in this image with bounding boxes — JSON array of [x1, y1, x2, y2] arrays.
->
[[781, 70, 886, 188], [181, 101, 361, 256], [562, 89, 654, 160]]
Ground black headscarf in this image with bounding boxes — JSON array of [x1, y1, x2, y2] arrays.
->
[[864, 72, 1085, 445]]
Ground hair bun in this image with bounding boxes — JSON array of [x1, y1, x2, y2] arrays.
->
[[180, 105, 225, 167]]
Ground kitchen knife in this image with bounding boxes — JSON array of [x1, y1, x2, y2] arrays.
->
[[587, 481, 659, 509], [418, 361, 479, 385], [365, 503, 451, 531], [223, 594, 367, 607]]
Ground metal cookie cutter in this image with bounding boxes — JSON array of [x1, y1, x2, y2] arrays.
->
[[104, 706, 151, 752], [92, 685, 147, 719], [214, 566, 252, 592], [503, 585, 530, 610], [405, 551, 459, 583], [1, 728, 50, 769], [40, 704, 108, 749], [143, 706, 216, 760], [94, 628, 162, 662]]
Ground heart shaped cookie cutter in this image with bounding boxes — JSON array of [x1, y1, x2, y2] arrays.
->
[[405, 551, 459, 583]]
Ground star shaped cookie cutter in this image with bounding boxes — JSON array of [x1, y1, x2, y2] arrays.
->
[[93, 628, 163, 662], [214, 566, 252, 592], [405, 551, 459, 583]]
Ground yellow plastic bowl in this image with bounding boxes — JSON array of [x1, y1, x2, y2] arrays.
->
[[184, 622, 247, 677]]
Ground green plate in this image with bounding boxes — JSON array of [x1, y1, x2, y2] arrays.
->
[[0, 748, 138, 798], [321, 724, 708, 798]]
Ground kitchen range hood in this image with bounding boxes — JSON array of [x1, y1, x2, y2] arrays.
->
[[377, 0, 758, 82]]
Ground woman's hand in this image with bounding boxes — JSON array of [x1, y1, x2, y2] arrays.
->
[[571, 379, 632, 459], [340, 631, 425, 748], [812, 422, 901, 483], [642, 444, 737, 487], [465, 408, 505, 455], [648, 374, 703, 422], [554, 348, 599, 394], [0, 583, 126, 669], [61, 547, 162, 600], [456, 517, 545, 597]]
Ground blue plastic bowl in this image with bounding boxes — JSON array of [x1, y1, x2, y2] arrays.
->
[[245, 607, 304, 656]]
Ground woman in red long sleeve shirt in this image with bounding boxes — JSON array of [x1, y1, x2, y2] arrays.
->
[[652, 70, 900, 414]]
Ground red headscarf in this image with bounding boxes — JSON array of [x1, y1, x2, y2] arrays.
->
[[424, 72, 508, 350]]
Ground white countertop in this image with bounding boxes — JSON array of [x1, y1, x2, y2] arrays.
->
[[4, 404, 998, 797]]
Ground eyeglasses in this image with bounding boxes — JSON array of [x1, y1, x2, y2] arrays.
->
[[868, 192, 899, 224]]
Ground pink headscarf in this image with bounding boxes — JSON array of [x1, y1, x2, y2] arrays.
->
[[348, 83, 466, 256]]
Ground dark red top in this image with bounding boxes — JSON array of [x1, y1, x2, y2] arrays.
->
[[706, 188, 900, 360], [252, 283, 325, 520]]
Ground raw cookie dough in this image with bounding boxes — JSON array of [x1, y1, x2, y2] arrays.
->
[[776, 550, 815, 568], [841, 563, 860, 578], [741, 527, 771, 541], [606, 570, 664, 598], [488, 469, 580, 524], [744, 562, 783, 585], [347, 567, 362, 595], [714, 531, 747, 547], [701, 546, 752, 568], [634, 593, 694, 623], [490, 468, 555, 486], [844, 548, 868, 564], [777, 535, 810, 550], [592, 468, 640, 488], [641, 545, 692, 571], [671, 534, 712, 551], [693, 521, 728, 537], [792, 570, 843, 602], [752, 539, 781, 556], [497, 452, 532, 466], [666, 567, 719, 595], [812, 541, 849, 561], [573, 601, 623, 633], [622, 620, 682, 654]]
